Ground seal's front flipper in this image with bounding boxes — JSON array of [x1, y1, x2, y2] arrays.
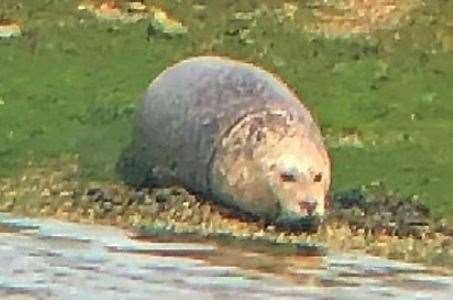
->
[[116, 144, 177, 188], [116, 145, 153, 188]]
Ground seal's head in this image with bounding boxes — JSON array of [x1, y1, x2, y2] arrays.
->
[[263, 132, 331, 225], [210, 110, 331, 226]]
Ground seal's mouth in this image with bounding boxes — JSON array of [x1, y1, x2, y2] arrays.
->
[[274, 209, 321, 232], [274, 213, 321, 233], [299, 199, 318, 216]]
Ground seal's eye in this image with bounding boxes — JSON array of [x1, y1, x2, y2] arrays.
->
[[280, 171, 297, 182], [314, 172, 323, 182]]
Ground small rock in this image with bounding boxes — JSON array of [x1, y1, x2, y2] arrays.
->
[[59, 190, 74, 197], [111, 204, 125, 216], [102, 201, 113, 212], [350, 235, 367, 249], [126, 1, 147, 12], [62, 201, 73, 211], [102, 188, 115, 201], [192, 4, 206, 11], [156, 193, 169, 203], [0, 198, 15, 212], [80, 0, 149, 23], [93, 203, 105, 216], [274, 3, 298, 23], [0, 19, 22, 39], [41, 189, 51, 197], [233, 11, 259, 21], [86, 187, 104, 202], [143, 194, 154, 205], [148, 7, 187, 37], [95, 1, 123, 21], [111, 195, 123, 205], [139, 205, 158, 218]]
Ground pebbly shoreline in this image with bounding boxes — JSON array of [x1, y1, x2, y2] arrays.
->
[[1, 156, 452, 272]]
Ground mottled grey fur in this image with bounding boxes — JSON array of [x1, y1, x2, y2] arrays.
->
[[117, 56, 328, 221]]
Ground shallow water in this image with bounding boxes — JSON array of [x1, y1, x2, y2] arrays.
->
[[0, 213, 452, 300]]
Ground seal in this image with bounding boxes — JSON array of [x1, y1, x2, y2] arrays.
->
[[117, 56, 331, 226]]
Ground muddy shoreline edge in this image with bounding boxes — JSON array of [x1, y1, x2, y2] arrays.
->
[[1, 156, 452, 273]]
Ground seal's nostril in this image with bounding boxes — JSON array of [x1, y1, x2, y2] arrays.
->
[[299, 200, 317, 215], [314, 172, 323, 182]]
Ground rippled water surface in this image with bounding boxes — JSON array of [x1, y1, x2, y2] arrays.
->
[[0, 213, 452, 300]]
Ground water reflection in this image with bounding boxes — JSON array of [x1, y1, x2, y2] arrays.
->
[[0, 213, 451, 300]]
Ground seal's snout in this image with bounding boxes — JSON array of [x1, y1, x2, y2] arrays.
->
[[299, 198, 318, 216]]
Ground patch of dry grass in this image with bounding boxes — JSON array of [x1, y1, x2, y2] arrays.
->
[[307, 0, 422, 38]]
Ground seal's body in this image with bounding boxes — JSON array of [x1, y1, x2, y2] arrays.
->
[[117, 56, 331, 224]]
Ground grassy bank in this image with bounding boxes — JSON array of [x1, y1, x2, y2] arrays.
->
[[1, 0, 453, 221]]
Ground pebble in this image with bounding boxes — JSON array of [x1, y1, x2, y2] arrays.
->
[[0, 20, 22, 39]]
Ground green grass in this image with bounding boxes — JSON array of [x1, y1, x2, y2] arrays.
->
[[1, 0, 453, 221]]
